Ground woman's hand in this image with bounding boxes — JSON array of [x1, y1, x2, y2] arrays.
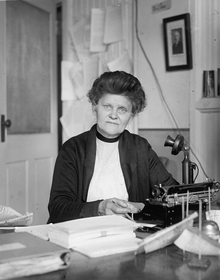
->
[[98, 198, 143, 216]]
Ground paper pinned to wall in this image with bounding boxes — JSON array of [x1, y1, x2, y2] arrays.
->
[[83, 55, 99, 94], [61, 61, 77, 101], [60, 99, 95, 139], [69, 61, 85, 100], [107, 51, 132, 73], [70, 18, 90, 61], [84, 24, 91, 49], [90, 8, 107, 53], [103, 6, 123, 44]]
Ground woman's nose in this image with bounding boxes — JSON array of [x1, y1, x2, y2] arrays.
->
[[109, 108, 118, 119]]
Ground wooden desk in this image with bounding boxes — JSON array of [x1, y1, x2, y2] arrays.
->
[[14, 244, 220, 280]]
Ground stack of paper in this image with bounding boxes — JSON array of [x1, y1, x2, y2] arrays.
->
[[48, 215, 141, 257]]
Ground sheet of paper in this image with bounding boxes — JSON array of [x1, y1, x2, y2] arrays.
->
[[60, 99, 95, 139], [69, 61, 85, 100], [54, 215, 137, 234], [61, 61, 77, 101], [129, 202, 145, 212], [90, 8, 107, 53], [83, 55, 99, 93], [103, 6, 123, 44], [107, 51, 132, 73], [73, 233, 141, 258], [0, 205, 33, 227], [174, 227, 220, 255], [0, 206, 21, 222], [135, 212, 197, 255], [70, 18, 90, 61], [15, 224, 53, 241], [84, 24, 91, 49]]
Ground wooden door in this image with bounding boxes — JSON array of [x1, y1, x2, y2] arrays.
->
[[0, 0, 58, 225]]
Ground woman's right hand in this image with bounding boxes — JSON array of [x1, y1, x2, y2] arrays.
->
[[98, 198, 141, 216]]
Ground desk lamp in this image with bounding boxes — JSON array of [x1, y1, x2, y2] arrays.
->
[[164, 135, 195, 184]]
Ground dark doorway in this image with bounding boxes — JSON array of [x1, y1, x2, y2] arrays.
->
[[56, 2, 62, 150]]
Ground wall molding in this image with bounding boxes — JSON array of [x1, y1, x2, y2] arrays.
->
[[195, 98, 220, 113]]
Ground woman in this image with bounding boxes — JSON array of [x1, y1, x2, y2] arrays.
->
[[48, 71, 178, 223]]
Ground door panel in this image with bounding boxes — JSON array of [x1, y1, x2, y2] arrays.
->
[[7, 0, 51, 134], [6, 161, 27, 214], [0, 0, 57, 225]]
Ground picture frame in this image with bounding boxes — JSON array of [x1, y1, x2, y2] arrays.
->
[[163, 13, 192, 71]]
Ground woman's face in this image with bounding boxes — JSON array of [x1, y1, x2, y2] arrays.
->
[[93, 93, 134, 138]]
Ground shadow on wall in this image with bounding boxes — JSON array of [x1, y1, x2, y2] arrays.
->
[[159, 156, 169, 168], [139, 129, 190, 184], [159, 156, 178, 184]]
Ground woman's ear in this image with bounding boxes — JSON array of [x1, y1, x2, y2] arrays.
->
[[128, 114, 134, 125], [92, 104, 97, 116]]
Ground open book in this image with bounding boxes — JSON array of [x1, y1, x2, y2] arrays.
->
[[73, 232, 141, 258], [47, 215, 141, 257], [48, 215, 138, 248]]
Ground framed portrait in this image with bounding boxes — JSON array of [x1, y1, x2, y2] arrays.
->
[[163, 13, 192, 71]]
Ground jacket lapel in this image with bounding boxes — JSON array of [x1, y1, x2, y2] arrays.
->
[[119, 132, 137, 191]]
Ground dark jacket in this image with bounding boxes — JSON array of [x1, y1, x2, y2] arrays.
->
[[173, 41, 183, 54], [48, 124, 178, 223]]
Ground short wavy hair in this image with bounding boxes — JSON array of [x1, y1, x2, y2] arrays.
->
[[87, 71, 146, 115]]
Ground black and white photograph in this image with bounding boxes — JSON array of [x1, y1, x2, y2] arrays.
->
[[163, 13, 192, 71], [0, 1, 219, 279]]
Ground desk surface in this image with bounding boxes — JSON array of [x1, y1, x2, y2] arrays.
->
[[14, 243, 220, 280]]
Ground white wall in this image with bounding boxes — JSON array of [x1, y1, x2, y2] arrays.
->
[[134, 0, 190, 129], [189, 0, 220, 183]]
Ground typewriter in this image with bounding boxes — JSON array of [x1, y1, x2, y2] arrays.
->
[[141, 179, 220, 227], [139, 135, 220, 227]]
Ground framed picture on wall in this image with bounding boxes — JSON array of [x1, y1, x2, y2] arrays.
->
[[163, 13, 192, 71]]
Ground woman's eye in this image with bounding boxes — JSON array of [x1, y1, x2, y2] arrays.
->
[[118, 108, 127, 114], [104, 105, 111, 110]]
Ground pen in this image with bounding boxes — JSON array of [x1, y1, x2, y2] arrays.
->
[[125, 213, 134, 221], [112, 201, 134, 221]]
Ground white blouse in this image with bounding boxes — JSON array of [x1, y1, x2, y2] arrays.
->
[[86, 138, 128, 202]]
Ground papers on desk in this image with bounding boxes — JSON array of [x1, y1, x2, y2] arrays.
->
[[48, 215, 137, 247], [0, 232, 70, 279], [135, 212, 198, 255], [13, 216, 151, 258], [15, 223, 52, 240], [0, 205, 33, 227], [73, 232, 141, 258], [174, 227, 220, 256], [48, 215, 141, 257]]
